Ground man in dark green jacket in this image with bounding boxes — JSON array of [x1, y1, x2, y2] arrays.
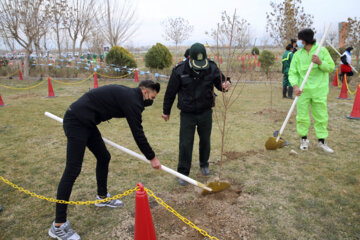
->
[[282, 44, 294, 99], [162, 43, 231, 186]]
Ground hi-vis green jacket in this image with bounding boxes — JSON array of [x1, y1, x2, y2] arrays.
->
[[289, 43, 335, 97], [282, 50, 293, 74]]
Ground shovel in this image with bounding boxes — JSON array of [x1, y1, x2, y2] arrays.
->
[[45, 112, 229, 194], [265, 23, 332, 150]]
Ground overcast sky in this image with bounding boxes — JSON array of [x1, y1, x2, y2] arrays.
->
[[129, 0, 360, 47]]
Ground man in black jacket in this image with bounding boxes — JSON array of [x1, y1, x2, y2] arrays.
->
[[49, 80, 161, 240], [162, 43, 231, 186]]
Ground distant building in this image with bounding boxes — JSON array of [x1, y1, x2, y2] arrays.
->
[[338, 22, 348, 48]]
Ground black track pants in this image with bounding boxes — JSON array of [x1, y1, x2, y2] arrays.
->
[[55, 110, 111, 223]]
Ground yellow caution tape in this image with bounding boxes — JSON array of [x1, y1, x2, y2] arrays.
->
[[345, 80, 359, 95], [0, 78, 47, 90], [97, 70, 134, 79], [0, 176, 138, 205], [1, 175, 219, 239], [145, 188, 219, 240], [0, 70, 19, 79], [50, 74, 94, 85]]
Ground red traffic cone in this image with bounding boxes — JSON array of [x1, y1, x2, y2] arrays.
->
[[19, 69, 23, 80], [0, 94, 7, 107], [134, 183, 157, 240], [346, 84, 360, 120], [47, 77, 56, 98], [93, 72, 99, 88], [332, 68, 339, 87], [337, 74, 350, 100], [134, 69, 139, 83]]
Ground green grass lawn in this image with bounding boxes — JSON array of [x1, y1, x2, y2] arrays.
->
[[0, 74, 359, 239]]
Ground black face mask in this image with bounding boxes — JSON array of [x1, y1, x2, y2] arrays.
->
[[144, 99, 153, 107]]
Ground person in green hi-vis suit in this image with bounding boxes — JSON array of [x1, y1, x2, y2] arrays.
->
[[282, 44, 294, 99], [289, 28, 335, 153]]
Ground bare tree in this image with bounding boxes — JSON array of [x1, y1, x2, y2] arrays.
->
[[49, 0, 69, 57], [33, 13, 51, 65], [207, 10, 249, 178], [0, 0, 50, 78], [347, 17, 360, 69], [86, 30, 106, 55], [65, 0, 83, 55], [162, 17, 194, 55], [266, 0, 314, 47], [0, 24, 16, 52], [78, 0, 97, 55], [206, 10, 250, 64], [99, 0, 138, 47]]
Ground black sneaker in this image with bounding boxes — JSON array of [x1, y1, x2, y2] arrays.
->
[[178, 178, 188, 186], [201, 167, 210, 176]]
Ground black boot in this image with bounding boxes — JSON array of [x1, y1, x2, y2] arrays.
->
[[288, 87, 294, 99], [283, 86, 287, 98]]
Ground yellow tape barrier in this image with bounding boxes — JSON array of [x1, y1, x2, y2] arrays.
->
[[0, 176, 138, 205], [345, 81, 359, 95], [336, 76, 358, 95], [0, 74, 94, 90], [0, 78, 47, 90], [50, 74, 94, 85], [0, 70, 19, 79], [1, 176, 219, 240], [97, 70, 134, 79], [145, 188, 219, 240]]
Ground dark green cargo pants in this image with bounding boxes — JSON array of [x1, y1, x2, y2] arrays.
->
[[178, 109, 212, 176]]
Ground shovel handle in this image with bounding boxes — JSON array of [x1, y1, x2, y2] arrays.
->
[[44, 112, 212, 192], [276, 23, 332, 142], [326, 40, 359, 74]]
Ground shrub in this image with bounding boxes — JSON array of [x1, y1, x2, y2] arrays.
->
[[105, 46, 137, 68], [259, 50, 275, 75], [326, 46, 339, 65], [145, 43, 172, 70], [338, 46, 347, 55], [252, 47, 260, 56]]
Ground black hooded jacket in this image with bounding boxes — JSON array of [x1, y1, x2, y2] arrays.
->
[[69, 84, 155, 160], [163, 59, 225, 114]]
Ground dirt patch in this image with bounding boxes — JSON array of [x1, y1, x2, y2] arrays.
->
[[223, 150, 261, 161], [254, 108, 293, 123], [112, 179, 255, 240]]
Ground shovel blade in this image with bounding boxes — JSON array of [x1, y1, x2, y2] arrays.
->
[[201, 181, 231, 195], [265, 137, 284, 150]]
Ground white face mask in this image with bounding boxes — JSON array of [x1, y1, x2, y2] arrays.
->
[[297, 40, 304, 49]]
